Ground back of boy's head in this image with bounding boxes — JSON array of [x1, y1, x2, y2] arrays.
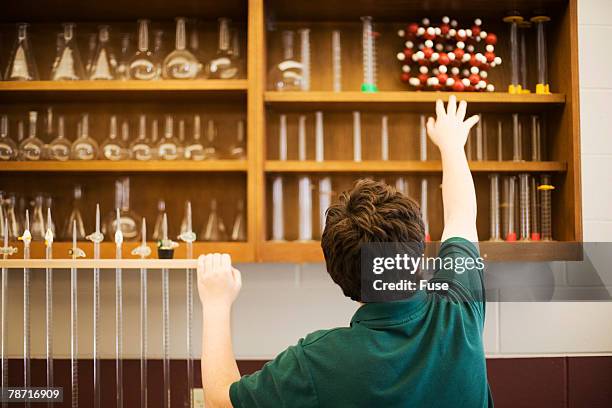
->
[[321, 179, 425, 302]]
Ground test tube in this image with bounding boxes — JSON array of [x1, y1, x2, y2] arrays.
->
[[315, 111, 324, 162], [332, 30, 342, 92], [497, 120, 503, 161], [319, 177, 332, 234], [530, 115, 541, 161], [70, 221, 79, 408], [419, 115, 427, 162], [272, 176, 284, 240], [115, 209, 124, 408], [489, 174, 502, 241], [539, 175, 554, 240], [531, 16, 551, 94], [161, 214, 171, 408], [421, 179, 430, 241], [279, 114, 287, 161], [476, 115, 484, 161], [361, 16, 378, 92], [298, 176, 313, 241], [298, 115, 307, 161], [353, 111, 362, 162], [45, 209, 54, 405], [503, 14, 524, 93], [530, 177, 541, 241], [299, 29, 311, 91], [512, 114, 522, 162], [22, 211, 31, 408], [482, 116, 488, 161], [504, 176, 517, 241], [381, 116, 389, 161], [519, 174, 531, 240], [519, 22, 530, 92]]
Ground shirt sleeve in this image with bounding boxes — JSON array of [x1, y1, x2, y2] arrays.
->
[[230, 342, 318, 408]]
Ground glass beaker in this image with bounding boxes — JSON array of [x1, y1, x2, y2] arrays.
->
[[201, 199, 228, 241], [0, 115, 18, 161], [206, 18, 239, 79], [229, 119, 246, 160], [48, 116, 71, 161], [203, 119, 219, 160], [162, 17, 202, 79], [51, 23, 85, 81], [101, 116, 124, 160], [88, 25, 117, 80], [130, 115, 153, 161], [19, 111, 44, 161], [184, 115, 205, 160], [70, 114, 99, 160], [157, 116, 179, 160], [268, 30, 303, 91], [4, 23, 39, 81], [63, 185, 86, 240], [129, 20, 160, 80]]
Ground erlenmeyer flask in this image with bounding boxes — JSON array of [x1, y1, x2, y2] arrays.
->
[[268, 30, 303, 91], [152, 199, 166, 241], [179, 200, 192, 236], [45, 196, 56, 235], [206, 18, 239, 79], [19, 111, 44, 161], [101, 116, 124, 160], [201, 199, 228, 241], [84, 33, 97, 74], [130, 115, 153, 161], [129, 20, 159, 80], [89, 25, 117, 80], [0, 115, 18, 161], [116, 33, 132, 80], [102, 177, 141, 241], [31, 194, 45, 241], [162, 17, 202, 79], [51, 23, 85, 81], [5, 23, 39, 81], [70, 114, 99, 160], [63, 185, 86, 240], [229, 119, 246, 159], [157, 115, 179, 160], [5, 194, 22, 240], [184, 115, 205, 160], [230, 199, 246, 241], [48, 115, 71, 161], [203, 119, 219, 160]]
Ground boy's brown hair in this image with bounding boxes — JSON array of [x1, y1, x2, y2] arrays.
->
[[321, 179, 425, 301]]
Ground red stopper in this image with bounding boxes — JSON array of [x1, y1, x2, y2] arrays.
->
[[531, 232, 541, 241], [505, 232, 517, 242]]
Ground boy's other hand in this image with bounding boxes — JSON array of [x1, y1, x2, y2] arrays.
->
[[426, 95, 480, 155], [197, 253, 242, 308]]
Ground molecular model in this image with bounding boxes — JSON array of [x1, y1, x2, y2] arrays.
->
[[396, 17, 502, 92]]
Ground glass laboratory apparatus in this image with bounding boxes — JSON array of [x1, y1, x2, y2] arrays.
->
[[120, 120, 132, 159], [230, 199, 246, 241], [184, 115, 205, 160], [158, 116, 180, 160], [71, 114, 99, 160], [116, 34, 133, 80], [31, 194, 46, 241], [47, 116, 71, 161], [230, 29, 245, 78], [0, 116, 18, 161], [177, 119, 187, 158], [203, 119, 220, 160], [201, 199, 228, 241], [51, 23, 85, 81], [162, 17, 202, 79], [206, 18, 239, 79], [19, 111, 44, 161], [130, 115, 153, 161], [229, 119, 246, 160], [152, 199, 166, 241], [63, 185, 87, 240], [42, 107, 56, 157], [88, 25, 117, 80], [101, 116, 124, 160], [361, 16, 378, 92], [50, 33, 64, 80], [129, 20, 160, 80], [4, 23, 39, 81], [268, 30, 303, 91], [6, 194, 21, 240], [188, 21, 206, 77], [84, 33, 98, 75], [103, 178, 141, 241]]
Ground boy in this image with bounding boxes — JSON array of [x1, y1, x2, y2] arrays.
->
[[197, 96, 492, 407]]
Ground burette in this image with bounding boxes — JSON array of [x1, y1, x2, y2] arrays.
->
[[161, 213, 171, 408], [45, 209, 54, 408], [87, 205, 104, 408], [1, 218, 17, 408], [21, 211, 32, 408], [70, 220, 85, 408], [114, 209, 124, 408]]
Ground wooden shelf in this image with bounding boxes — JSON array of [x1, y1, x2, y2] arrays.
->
[[265, 92, 566, 112], [265, 160, 567, 173], [259, 241, 583, 263], [0, 160, 248, 172]]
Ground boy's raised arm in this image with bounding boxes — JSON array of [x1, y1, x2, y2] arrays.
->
[[426, 95, 479, 242]]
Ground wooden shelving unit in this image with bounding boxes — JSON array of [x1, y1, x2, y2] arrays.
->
[[0, 80, 248, 92], [0, 160, 248, 172]]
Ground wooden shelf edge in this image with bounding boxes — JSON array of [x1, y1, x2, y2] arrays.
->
[[264, 160, 567, 173], [0, 80, 248, 92], [0, 160, 249, 172]]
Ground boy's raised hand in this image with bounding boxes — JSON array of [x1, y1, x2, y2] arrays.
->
[[426, 95, 480, 155], [197, 253, 242, 308]]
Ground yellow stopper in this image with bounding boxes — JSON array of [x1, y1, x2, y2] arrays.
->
[[535, 83, 551, 94], [537, 184, 555, 191], [508, 84, 523, 94]]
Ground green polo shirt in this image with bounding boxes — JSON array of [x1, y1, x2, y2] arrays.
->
[[230, 237, 492, 407]]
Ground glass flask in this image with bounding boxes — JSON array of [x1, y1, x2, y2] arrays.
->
[[203, 119, 219, 160], [129, 20, 160, 80], [150, 118, 159, 159], [88, 25, 117, 80], [206, 18, 239, 79], [0, 115, 18, 161], [48, 116, 71, 161], [230, 199, 246, 241], [63, 185, 86, 240], [70, 114, 99, 160], [130, 115, 153, 161], [188, 21, 206, 78], [5, 194, 22, 240], [103, 177, 141, 241], [184, 115, 205, 160], [19, 111, 44, 161], [50, 33, 65, 80], [152, 199, 166, 241], [120, 120, 132, 159], [31, 194, 46, 241], [229, 119, 246, 159], [157, 116, 180, 160], [15, 120, 25, 147], [152, 30, 167, 63], [230, 28, 245, 77], [162, 17, 202, 79], [51, 23, 85, 81], [45, 196, 56, 235], [201, 199, 228, 241], [268, 30, 303, 91], [115, 33, 133, 80], [84, 33, 97, 74], [4, 23, 39, 81], [42, 107, 56, 157], [177, 119, 186, 158], [101, 116, 124, 160]]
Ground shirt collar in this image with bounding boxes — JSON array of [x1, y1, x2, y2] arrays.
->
[[350, 290, 428, 327]]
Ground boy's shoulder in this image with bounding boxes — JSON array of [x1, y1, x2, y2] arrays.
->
[[301, 326, 353, 348]]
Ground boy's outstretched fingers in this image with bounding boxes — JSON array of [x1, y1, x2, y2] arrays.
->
[[464, 115, 480, 130], [436, 99, 446, 118], [457, 100, 467, 121], [447, 95, 457, 116]]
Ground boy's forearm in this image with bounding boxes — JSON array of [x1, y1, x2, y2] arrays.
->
[[202, 304, 241, 408], [440, 147, 478, 242]]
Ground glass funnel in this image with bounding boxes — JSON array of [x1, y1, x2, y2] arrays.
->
[[19, 111, 44, 161], [4, 23, 39, 81], [116, 33, 133, 80], [130, 115, 153, 161], [70, 114, 99, 160], [101, 116, 124, 160], [268, 30, 302, 91], [184, 115, 204, 160], [206, 18, 239, 79], [162, 17, 202, 79], [88, 25, 117, 80], [0, 115, 18, 161], [129, 20, 160, 80], [203, 119, 219, 160], [63, 185, 86, 240], [230, 199, 246, 241], [48, 116, 71, 161], [157, 116, 180, 160], [51, 23, 85, 81], [201, 199, 228, 241], [103, 178, 141, 241], [229, 119, 246, 159]]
